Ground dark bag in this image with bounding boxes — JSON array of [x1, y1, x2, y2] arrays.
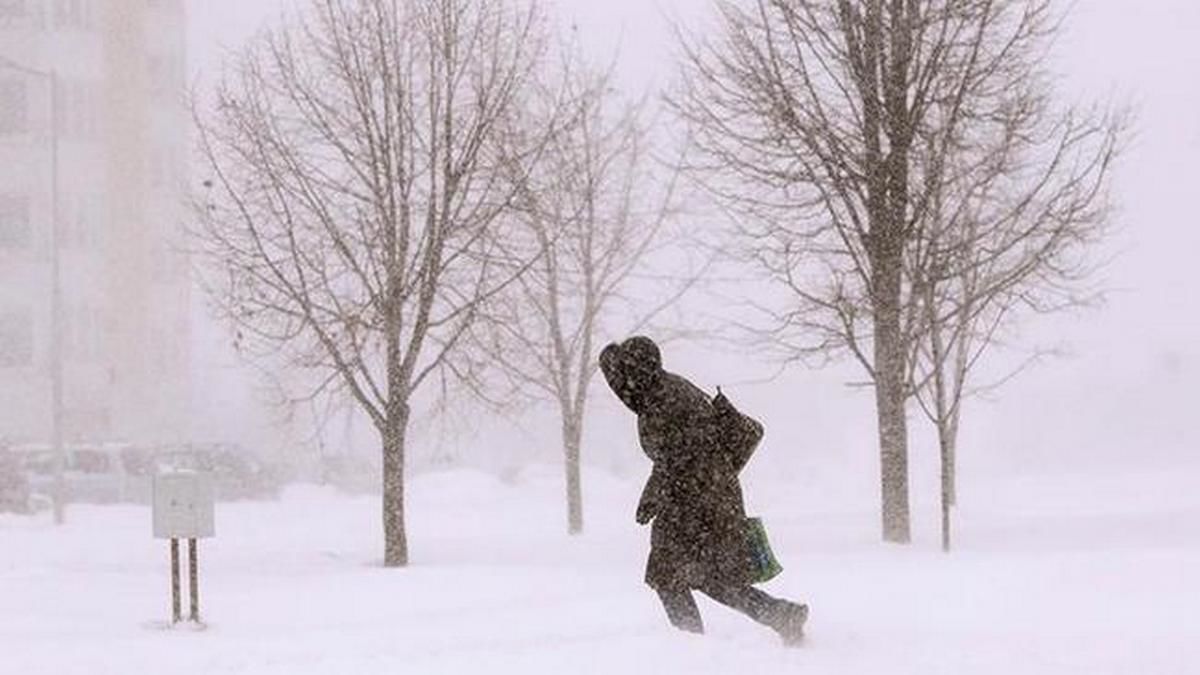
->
[[713, 388, 780, 583], [712, 387, 764, 473], [745, 516, 783, 584]]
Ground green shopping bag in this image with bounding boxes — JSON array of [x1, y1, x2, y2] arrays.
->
[[745, 516, 783, 584]]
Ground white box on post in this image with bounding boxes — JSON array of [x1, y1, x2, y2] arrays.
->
[[153, 471, 214, 625], [153, 472, 215, 539]]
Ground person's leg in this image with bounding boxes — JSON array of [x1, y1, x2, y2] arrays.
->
[[655, 587, 704, 633], [697, 583, 778, 624], [699, 582, 808, 644]]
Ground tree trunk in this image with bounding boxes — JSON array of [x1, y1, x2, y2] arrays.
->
[[946, 422, 958, 507], [381, 405, 410, 567], [563, 412, 584, 535], [928, 281, 955, 547], [873, 256, 912, 544], [939, 426, 952, 552]]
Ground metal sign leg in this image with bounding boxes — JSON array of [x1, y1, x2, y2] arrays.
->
[[188, 538, 200, 623], [170, 538, 181, 624]]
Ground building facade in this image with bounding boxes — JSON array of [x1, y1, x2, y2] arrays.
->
[[0, 0, 190, 445]]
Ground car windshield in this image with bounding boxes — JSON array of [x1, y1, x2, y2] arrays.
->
[[156, 452, 204, 472], [22, 453, 55, 475], [121, 448, 155, 476], [72, 450, 111, 474]]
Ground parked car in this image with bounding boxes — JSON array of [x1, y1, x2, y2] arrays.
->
[[154, 443, 282, 501], [6, 441, 282, 506], [15, 445, 60, 505], [13, 442, 155, 505], [66, 443, 137, 503], [117, 445, 158, 503], [0, 447, 32, 513]]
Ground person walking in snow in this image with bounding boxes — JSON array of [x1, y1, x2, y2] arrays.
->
[[599, 335, 808, 645]]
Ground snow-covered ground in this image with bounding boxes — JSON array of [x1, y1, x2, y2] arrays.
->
[[3, 463, 1198, 675]]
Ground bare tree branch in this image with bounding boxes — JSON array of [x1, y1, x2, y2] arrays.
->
[[191, 0, 551, 566]]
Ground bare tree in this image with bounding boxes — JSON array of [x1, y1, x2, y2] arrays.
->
[[672, 0, 1124, 543], [192, 0, 549, 566], [907, 58, 1127, 551], [480, 53, 693, 534]]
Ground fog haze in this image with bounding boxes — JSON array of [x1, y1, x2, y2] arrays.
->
[[185, 0, 1200, 482], [3, 2, 1199, 673]]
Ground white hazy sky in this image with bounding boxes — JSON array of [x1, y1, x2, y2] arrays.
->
[[184, 1, 1200, 480]]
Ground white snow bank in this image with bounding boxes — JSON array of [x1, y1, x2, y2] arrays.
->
[[2, 464, 1197, 674]]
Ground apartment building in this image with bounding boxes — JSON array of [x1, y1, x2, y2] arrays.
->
[[0, 0, 190, 445]]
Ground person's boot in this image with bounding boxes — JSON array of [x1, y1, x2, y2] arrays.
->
[[672, 615, 705, 634], [770, 601, 808, 646], [658, 589, 705, 634]]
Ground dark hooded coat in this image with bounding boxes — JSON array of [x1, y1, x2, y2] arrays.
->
[[599, 336, 765, 591]]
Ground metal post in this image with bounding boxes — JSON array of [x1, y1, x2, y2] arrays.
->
[[170, 538, 181, 623], [188, 538, 199, 623], [48, 68, 65, 526]]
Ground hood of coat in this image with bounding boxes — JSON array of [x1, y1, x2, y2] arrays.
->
[[600, 336, 664, 414]]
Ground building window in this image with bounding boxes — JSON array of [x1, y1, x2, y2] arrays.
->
[[148, 147, 163, 187], [54, 0, 91, 30], [147, 55, 184, 100], [0, 193, 31, 249], [148, 146, 182, 190], [57, 79, 97, 140], [65, 301, 100, 362], [0, 0, 44, 30], [146, 0, 181, 12], [61, 192, 98, 250], [0, 0, 26, 20], [0, 306, 33, 368], [0, 79, 28, 134]]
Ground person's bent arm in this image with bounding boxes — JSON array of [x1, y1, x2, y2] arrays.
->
[[636, 465, 663, 525]]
